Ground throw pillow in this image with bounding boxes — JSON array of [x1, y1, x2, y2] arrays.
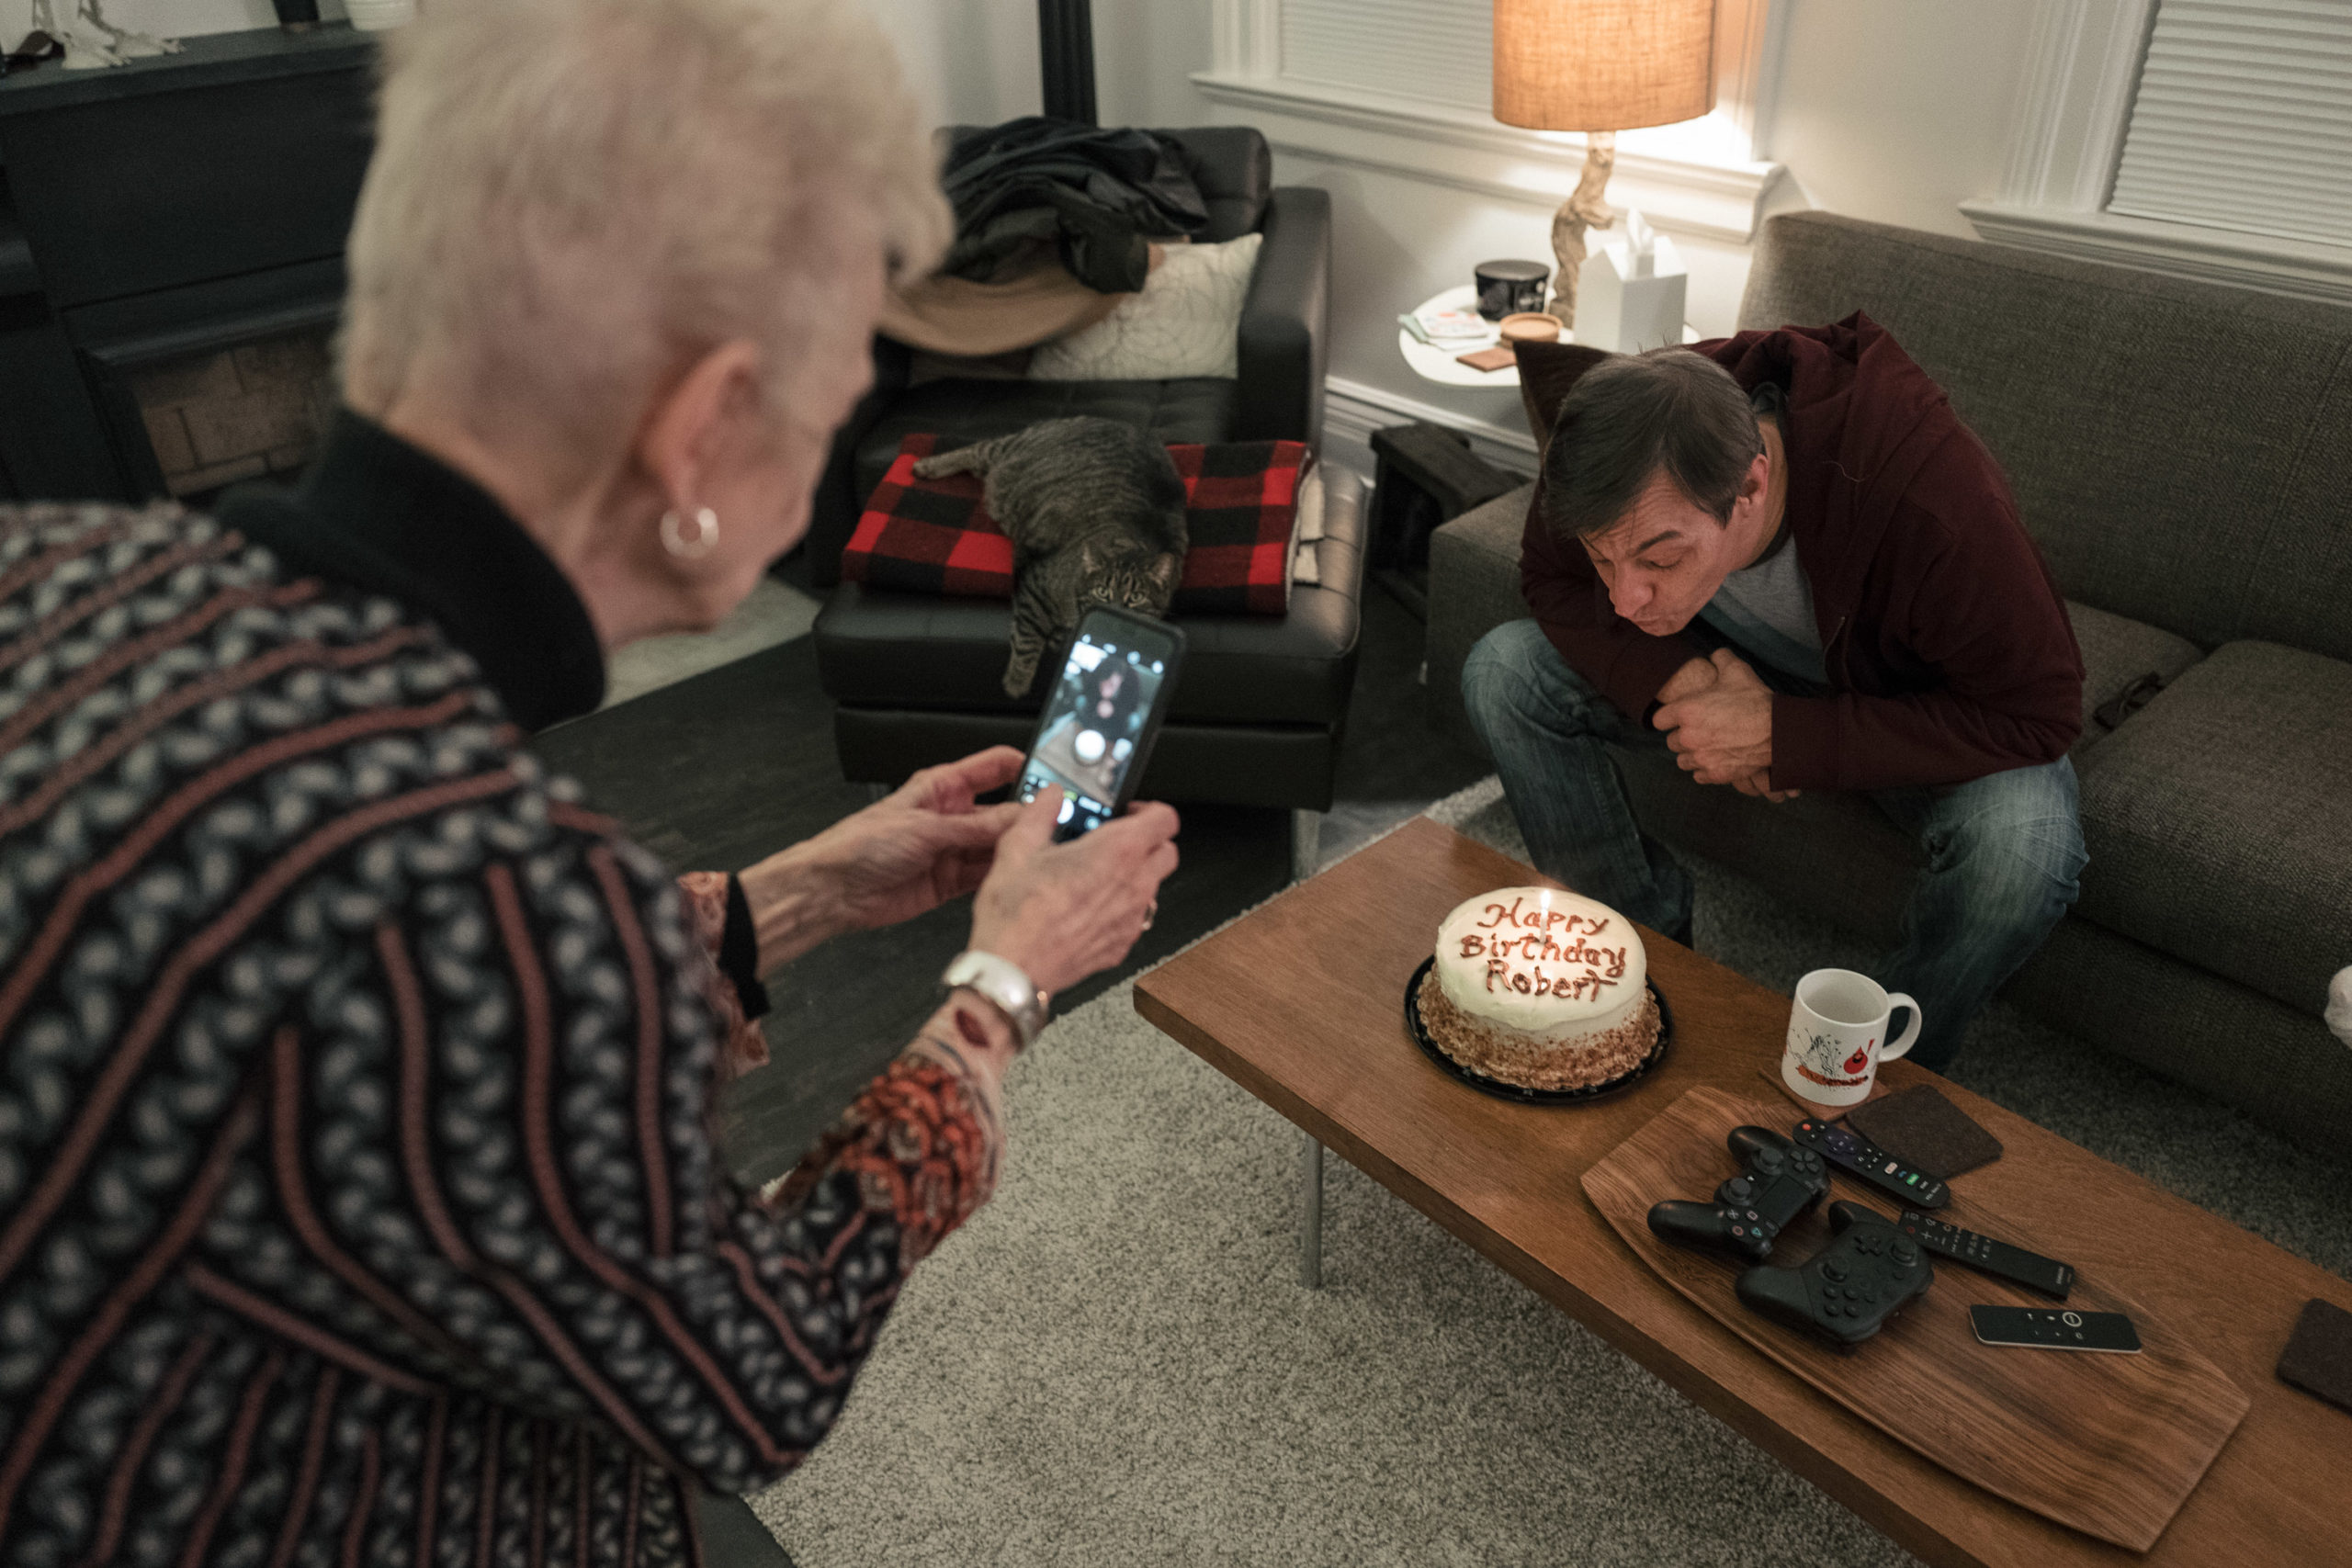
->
[[1029, 232, 1264, 381], [1290, 465, 1326, 592], [1513, 339, 1612, 457], [843, 432, 1308, 615]]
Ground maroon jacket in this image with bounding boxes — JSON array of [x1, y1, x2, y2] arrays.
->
[[1521, 312, 2083, 792]]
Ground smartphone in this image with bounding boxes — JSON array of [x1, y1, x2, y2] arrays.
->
[[1015, 606, 1185, 841]]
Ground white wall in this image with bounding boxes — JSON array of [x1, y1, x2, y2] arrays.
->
[[866, 0, 1042, 130], [2, 0, 342, 49], [1769, 0, 2040, 238]]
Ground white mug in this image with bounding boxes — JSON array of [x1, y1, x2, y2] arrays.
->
[[1781, 968, 1922, 1107]]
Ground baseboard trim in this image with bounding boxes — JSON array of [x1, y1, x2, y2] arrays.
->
[[1320, 376, 1540, 482]]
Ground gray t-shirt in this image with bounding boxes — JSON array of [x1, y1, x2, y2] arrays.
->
[[1697, 398, 1826, 685], [1698, 529, 1825, 684]]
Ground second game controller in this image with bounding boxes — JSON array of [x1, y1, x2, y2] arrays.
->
[[1646, 1124, 1832, 1263], [1734, 1200, 1935, 1348]]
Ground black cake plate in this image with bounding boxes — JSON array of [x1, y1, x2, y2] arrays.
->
[[1404, 955, 1672, 1105]]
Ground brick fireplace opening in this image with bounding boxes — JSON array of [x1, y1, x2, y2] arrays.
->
[[0, 26, 374, 504], [128, 325, 338, 497]]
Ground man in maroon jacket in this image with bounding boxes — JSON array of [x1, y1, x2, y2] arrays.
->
[[1462, 314, 2086, 1069]]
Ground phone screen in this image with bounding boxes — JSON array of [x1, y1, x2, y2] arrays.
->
[[1016, 625, 1172, 837]]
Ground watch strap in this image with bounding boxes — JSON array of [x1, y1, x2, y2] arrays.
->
[[942, 950, 1048, 1047]]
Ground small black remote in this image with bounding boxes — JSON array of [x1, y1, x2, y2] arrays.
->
[[1791, 1118, 1951, 1209], [1970, 1304, 2140, 1353], [1898, 1211, 2073, 1299]]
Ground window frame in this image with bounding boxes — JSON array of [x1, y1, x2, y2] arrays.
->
[[1961, 0, 2352, 305]]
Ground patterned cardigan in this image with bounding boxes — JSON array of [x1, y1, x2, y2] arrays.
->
[[0, 420, 999, 1566]]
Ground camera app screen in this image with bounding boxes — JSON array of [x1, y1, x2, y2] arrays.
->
[[1017, 635, 1167, 835]]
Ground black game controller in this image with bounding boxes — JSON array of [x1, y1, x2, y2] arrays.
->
[[1735, 1200, 1935, 1349], [1647, 1125, 1832, 1262]]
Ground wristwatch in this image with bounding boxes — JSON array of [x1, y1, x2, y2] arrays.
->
[[941, 950, 1050, 1048]]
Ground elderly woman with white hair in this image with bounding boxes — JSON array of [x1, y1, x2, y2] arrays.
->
[[0, 0, 1179, 1563]]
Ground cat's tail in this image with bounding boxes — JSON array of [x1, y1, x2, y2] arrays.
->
[[911, 443, 989, 479]]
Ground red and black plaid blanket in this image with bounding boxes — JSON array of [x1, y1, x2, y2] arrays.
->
[[842, 433, 1310, 615]]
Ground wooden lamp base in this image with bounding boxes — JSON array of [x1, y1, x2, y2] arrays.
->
[[1547, 130, 1617, 327]]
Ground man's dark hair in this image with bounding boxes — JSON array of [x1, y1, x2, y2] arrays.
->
[[1538, 347, 1762, 538]]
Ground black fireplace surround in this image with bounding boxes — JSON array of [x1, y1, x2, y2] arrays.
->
[[0, 25, 374, 503]]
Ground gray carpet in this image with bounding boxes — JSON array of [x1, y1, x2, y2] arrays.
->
[[748, 779, 2352, 1566]]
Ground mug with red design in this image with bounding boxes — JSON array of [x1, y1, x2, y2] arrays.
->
[[1781, 968, 1922, 1107]]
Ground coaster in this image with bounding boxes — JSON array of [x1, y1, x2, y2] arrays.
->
[[2278, 1298, 2352, 1418], [1758, 1064, 1894, 1122], [1454, 345, 1517, 373], [1846, 1086, 2004, 1179]]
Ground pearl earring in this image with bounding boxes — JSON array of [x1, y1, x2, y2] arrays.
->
[[660, 506, 719, 560]]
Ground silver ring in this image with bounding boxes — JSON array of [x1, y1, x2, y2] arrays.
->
[[1141, 898, 1158, 931]]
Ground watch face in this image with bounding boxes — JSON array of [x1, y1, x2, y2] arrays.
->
[[944, 953, 1044, 1043]]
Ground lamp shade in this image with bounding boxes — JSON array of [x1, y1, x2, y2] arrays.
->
[[1493, 0, 1716, 133]]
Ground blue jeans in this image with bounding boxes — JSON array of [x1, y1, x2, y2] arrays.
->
[[1461, 620, 2086, 1071]]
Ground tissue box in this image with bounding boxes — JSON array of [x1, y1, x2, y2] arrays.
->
[[1576, 231, 1686, 355]]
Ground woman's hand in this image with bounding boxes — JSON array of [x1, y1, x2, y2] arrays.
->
[[967, 787, 1180, 998], [738, 746, 1028, 972]]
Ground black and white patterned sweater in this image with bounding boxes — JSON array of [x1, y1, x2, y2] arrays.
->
[[0, 416, 996, 1566]]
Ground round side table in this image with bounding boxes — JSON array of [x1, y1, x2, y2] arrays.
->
[[1397, 284, 1702, 389], [1398, 285, 1524, 389]]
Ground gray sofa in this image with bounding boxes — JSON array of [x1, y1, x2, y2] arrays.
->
[[1426, 211, 2352, 1157]]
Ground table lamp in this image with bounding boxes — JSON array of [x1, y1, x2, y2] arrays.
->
[[1493, 0, 1715, 326]]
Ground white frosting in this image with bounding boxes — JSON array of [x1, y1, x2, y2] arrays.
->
[[1435, 886, 1648, 1041]]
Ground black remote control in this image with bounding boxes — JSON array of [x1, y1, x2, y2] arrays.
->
[[1897, 1211, 2073, 1299], [1791, 1118, 1950, 1209], [1969, 1304, 2140, 1353]]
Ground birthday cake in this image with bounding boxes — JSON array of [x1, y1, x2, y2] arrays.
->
[[1418, 886, 1660, 1091]]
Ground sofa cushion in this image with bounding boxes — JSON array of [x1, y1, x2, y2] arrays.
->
[[842, 434, 1307, 615], [854, 378, 1238, 505], [1426, 484, 1534, 754], [2074, 641, 2352, 1017], [2064, 601, 2205, 757], [816, 467, 1365, 727], [1422, 491, 2209, 766], [1737, 212, 2352, 664]]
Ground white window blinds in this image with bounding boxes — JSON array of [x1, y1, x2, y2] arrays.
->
[[1277, 0, 1494, 111], [2107, 0, 2352, 248]]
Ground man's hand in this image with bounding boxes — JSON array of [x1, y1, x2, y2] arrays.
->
[[1653, 649, 1785, 792], [1729, 767, 1801, 805], [967, 787, 1181, 997], [1654, 655, 1722, 707], [739, 746, 1029, 972]]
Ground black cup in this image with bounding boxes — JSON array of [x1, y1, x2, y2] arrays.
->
[[1474, 259, 1550, 321]]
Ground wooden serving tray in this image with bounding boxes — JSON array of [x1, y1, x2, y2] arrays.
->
[[1582, 1086, 2249, 1553]]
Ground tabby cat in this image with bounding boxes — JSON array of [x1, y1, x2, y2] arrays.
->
[[913, 417, 1189, 697]]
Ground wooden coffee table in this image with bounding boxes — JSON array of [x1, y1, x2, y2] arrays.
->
[[1133, 818, 2352, 1568]]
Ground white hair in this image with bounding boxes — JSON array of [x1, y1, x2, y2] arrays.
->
[[342, 0, 949, 471]]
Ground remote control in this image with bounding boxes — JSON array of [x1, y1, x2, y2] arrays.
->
[[1791, 1118, 1951, 1209], [1646, 1125, 1831, 1263], [1735, 1201, 1935, 1349], [1897, 1211, 2073, 1299], [1969, 1304, 2140, 1353]]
